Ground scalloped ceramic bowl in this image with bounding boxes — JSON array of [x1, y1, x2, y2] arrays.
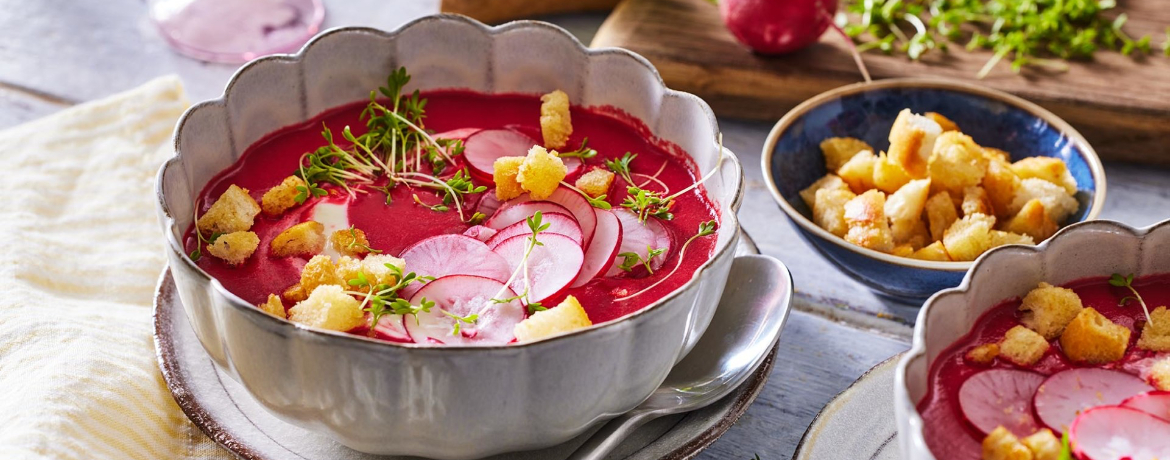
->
[[895, 219, 1170, 459], [154, 16, 744, 458]]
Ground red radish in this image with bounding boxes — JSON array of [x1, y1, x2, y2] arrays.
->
[[1121, 391, 1170, 422], [398, 234, 512, 298], [492, 233, 584, 303], [487, 212, 582, 248], [405, 275, 525, 345], [477, 190, 503, 220], [572, 208, 623, 288], [958, 369, 1046, 436], [1069, 406, 1170, 460], [373, 314, 411, 343], [1034, 368, 1154, 433], [486, 201, 571, 231], [606, 209, 672, 277], [718, 0, 838, 55], [505, 187, 598, 248], [432, 127, 482, 141], [463, 129, 584, 181], [462, 225, 497, 243]]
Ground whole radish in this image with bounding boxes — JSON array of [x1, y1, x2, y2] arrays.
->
[[717, 0, 838, 54]]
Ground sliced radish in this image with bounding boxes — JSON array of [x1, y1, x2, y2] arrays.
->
[[464, 129, 538, 181], [462, 225, 497, 243], [492, 233, 584, 303], [503, 188, 598, 248], [485, 201, 571, 231], [1121, 391, 1170, 422], [398, 234, 511, 298], [1034, 368, 1155, 433], [1070, 406, 1170, 460], [405, 275, 524, 346], [487, 212, 582, 248], [477, 191, 503, 220], [605, 209, 672, 277], [432, 127, 482, 141], [572, 208, 623, 288], [958, 369, 1046, 436], [373, 314, 411, 343]]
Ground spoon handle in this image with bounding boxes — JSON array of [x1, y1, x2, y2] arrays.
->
[[564, 411, 654, 460]]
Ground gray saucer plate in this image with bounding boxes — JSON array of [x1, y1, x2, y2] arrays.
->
[[154, 231, 776, 460], [792, 355, 903, 460]]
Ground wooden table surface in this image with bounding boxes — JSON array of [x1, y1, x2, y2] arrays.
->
[[5, 1, 1168, 459]]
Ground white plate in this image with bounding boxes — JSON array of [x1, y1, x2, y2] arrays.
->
[[793, 355, 903, 460]]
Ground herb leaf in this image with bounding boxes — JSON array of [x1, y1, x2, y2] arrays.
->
[[1110, 272, 1154, 325], [605, 152, 637, 184], [558, 138, 598, 159]]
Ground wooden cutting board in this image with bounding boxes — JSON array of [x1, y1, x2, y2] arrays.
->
[[592, 0, 1170, 165], [442, 0, 621, 24]]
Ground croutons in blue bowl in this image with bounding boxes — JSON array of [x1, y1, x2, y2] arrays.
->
[[761, 79, 1105, 302]]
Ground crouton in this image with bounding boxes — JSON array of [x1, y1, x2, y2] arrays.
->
[[799, 174, 851, 209], [843, 190, 895, 252], [983, 160, 1022, 219], [271, 221, 326, 257], [1002, 199, 1059, 242], [892, 244, 915, 257], [1060, 307, 1131, 364], [1000, 325, 1050, 366], [1137, 306, 1170, 352], [206, 231, 259, 265], [298, 255, 343, 295], [943, 213, 995, 262], [929, 132, 989, 195], [258, 294, 286, 319], [988, 230, 1035, 248], [963, 186, 994, 217], [1011, 157, 1077, 195], [820, 137, 874, 172], [925, 191, 959, 242], [197, 184, 261, 235], [261, 176, 305, 216], [885, 178, 932, 243], [873, 152, 912, 193], [575, 168, 615, 198], [1022, 429, 1061, 460], [983, 147, 1013, 164], [925, 112, 960, 132], [539, 90, 572, 150], [516, 145, 568, 200], [888, 109, 943, 178], [966, 343, 1000, 365], [336, 254, 407, 291], [330, 227, 375, 258], [494, 156, 526, 201], [813, 188, 856, 237], [912, 241, 951, 262], [288, 285, 365, 331], [1151, 357, 1170, 391], [982, 426, 1033, 460], [902, 220, 932, 250], [1019, 282, 1084, 340], [514, 295, 592, 342], [838, 150, 878, 193], [1009, 178, 1078, 224]]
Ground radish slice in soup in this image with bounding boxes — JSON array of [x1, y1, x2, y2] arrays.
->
[[572, 209, 622, 288], [492, 233, 584, 304], [464, 129, 538, 181], [462, 225, 497, 243], [476, 190, 503, 220], [606, 209, 671, 277], [486, 201, 571, 231], [398, 234, 511, 298], [958, 369, 1045, 436], [405, 275, 524, 346], [432, 127, 482, 141], [1034, 368, 1154, 433], [1069, 406, 1170, 460], [503, 188, 597, 247], [373, 314, 411, 343], [1121, 391, 1170, 422], [487, 212, 582, 248]]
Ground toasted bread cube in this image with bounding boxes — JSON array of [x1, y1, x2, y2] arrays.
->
[[912, 240, 951, 261], [989, 230, 1035, 248], [1138, 306, 1170, 352], [299, 255, 343, 295], [820, 137, 874, 172], [1019, 282, 1084, 340], [1000, 325, 1050, 366], [197, 184, 261, 235], [1011, 157, 1077, 195], [925, 112, 960, 132], [336, 254, 408, 291], [843, 190, 895, 252], [929, 132, 989, 195], [539, 90, 573, 150], [943, 213, 995, 262], [1002, 199, 1059, 242], [258, 294, 286, 319], [271, 221, 326, 257], [799, 174, 851, 209], [1010, 178, 1078, 224], [575, 168, 615, 198], [1060, 307, 1131, 364], [885, 178, 932, 243], [1022, 429, 1060, 460], [282, 283, 307, 303], [888, 109, 943, 178], [1151, 358, 1170, 391], [261, 176, 305, 216], [983, 426, 1034, 460], [873, 152, 912, 193], [925, 191, 959, 242], [963, 186, 994, 217], [517, 145, 568, 200], [206, 231, 259, 265], [966, 343, 1000, 365], [838, 150, 878, 193], [494, 156, 526, 201], [903, 220, 931, 250], [288, 285, 365, 331], [983, 147, 1013, 164], [892, 244, 915, 257], [983, 160, 1022, 219], [330, 227, 375, 258], [813, 188, 856, 237], [514, 295, 592, 342]]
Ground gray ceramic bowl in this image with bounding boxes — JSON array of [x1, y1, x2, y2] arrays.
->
[[154, 15, 744, 459], [895, 219, 1170, 459]]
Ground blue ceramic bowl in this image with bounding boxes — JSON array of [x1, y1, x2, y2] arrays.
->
[[761, 79, 1106, 302]]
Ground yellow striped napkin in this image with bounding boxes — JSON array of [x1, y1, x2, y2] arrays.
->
[[0, 77, 230, 460]]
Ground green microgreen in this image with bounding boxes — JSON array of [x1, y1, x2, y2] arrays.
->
[[346, 264, 434, 335], [1058, 431, 1072, 460], [527, 302, 547, 315], [188, 209, 222, 262], [605, 152, 637, 184], [558, 138, 598, 159], [443, 310, 480, 336], [616, 220, 718, 302], [413, 194, 449, 213], [622, 186, 675, 223], [344, 225, 382, 254], [617, 246, 667, 274], [560, 181, 612, 210], [471, 211, 549, 333], [1109, 273, 1154, 325]]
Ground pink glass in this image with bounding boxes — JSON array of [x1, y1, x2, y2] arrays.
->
[[149, 0, 325, 64]]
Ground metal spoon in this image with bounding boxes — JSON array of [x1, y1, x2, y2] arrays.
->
[[566, 254, 794, 460]]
